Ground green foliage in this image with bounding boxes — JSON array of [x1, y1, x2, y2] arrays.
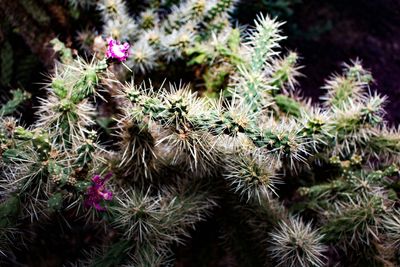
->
[[274, 94, 301, 117], [1, 2, 400, 266], [47, 192, 64, 211], [0, 89, 31, 116], [50, 38, 74, 64]]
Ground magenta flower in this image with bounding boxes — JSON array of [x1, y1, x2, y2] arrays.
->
[[105, 38, 130, 62], [84, 173, 113, 211]]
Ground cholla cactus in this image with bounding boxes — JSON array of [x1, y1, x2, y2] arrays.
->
[[268, 216, 326, 267], [223, 152, 280, 203], [91, 0, 239, 78], [383, 209, 400, 248], [2, 2, 400, 267], [0, 89, 31, 116]]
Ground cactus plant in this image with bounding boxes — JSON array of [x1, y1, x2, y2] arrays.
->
[[1, 1, 400, 266]]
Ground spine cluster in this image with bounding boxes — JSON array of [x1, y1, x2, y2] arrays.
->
[[1, 1, 400, 266]]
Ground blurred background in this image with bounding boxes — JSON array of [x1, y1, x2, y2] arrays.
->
[[0, 0, 400, 266]]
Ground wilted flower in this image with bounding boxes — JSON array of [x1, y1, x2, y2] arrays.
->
[[105, 38, 130, 62], [85, 173, 113, 211]]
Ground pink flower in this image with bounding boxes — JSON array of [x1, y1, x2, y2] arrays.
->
[[84, 173, 113, 211], [105, 38, 130, 62]]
